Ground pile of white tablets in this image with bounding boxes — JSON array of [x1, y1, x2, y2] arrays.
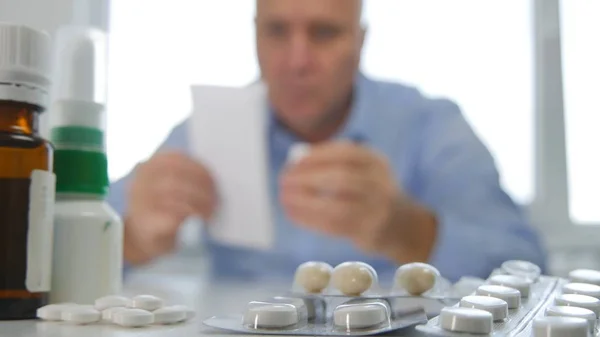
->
[[37, 295, 195, 328]]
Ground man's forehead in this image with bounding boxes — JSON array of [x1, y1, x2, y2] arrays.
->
[[256, 0, 363, 22]]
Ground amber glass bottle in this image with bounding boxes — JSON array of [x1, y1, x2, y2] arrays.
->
[[0, 23, 55, 320]]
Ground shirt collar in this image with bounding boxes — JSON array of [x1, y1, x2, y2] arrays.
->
[[267, 72, 373, 144]]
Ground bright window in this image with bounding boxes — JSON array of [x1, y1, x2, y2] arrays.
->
[[560, 0, 600, 223], [107, 0, 534, 205]]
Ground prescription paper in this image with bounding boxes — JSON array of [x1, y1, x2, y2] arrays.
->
[[188, 82, 274, 250]]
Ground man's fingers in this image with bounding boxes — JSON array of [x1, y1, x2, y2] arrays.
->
[[281, 167, 372, 200], [292, 141, 378, 170]]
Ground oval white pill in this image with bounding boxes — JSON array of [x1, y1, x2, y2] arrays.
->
[[243, 304, 299, 329], [569, 269, 600, 286], [294, 261, 333, 294], [460, 295, 508, 321], [95, 295, 130, 311], [489, 274, 532, 297], [287, 143, 311, 164], [271, 296, 314, 320], [334, 303, 388, 329], [61, 305, 101, 324], [475, 285, 521, 309], [37, 303, 77, 321], [332, 261, 377, 296], [164, 305, 195, 321], [113, 308, 154, 327], [439, 307, 493, 334], [545, 306, 596, 333], [102, 306, 128, 321], [554, 294, 600, 317], [395, 263, 440, 296], [153, 306, 186, 324], [533, 316, 589, 337], [501, 260, 542, 280], [562, 282, 600, 299], [129, 295, 163, 311]]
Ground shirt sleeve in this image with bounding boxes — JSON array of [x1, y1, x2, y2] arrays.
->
[[412, 99, 547, 282]]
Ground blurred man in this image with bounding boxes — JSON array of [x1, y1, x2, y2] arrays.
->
[[108, 0, 546, 282]]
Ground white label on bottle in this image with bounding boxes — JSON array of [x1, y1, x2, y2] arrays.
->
[[26, 169, 56, 292]]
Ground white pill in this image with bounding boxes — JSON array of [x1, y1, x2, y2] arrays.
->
[[287, 143, 310, 164], [61, 305, 101, 324], [569, 269, 600, 286], [294, 261, 333, 294], [554, 294, 600, 317], [331, 261, 377, 296], [563, 282, 600, 299], [37, 303, 77, 321], [476, 285, 521, 309], [501, 260, 542, 280], [395, 263, 440, 296], [533, 316, 589, 337], [95, 295, 130, 311], [334, 303, 388, 329], [243, 304, 299, 329], [113, 308, 154, 327], [102, 306, 128, 321], [489, 274, 532, 297], [164, 305, 195, 321], [128, 295, 163, 311], [271, 296, 314, 320], [439, 307, 493, 334], [153, 306, 187, 324], [460, 295, 508, 321], [545, 306, 597, 333]]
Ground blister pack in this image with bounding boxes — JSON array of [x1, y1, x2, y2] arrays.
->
[[203, 261, 482, 336], [415, 261, 600, 337]]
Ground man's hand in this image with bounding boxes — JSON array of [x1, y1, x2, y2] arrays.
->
[[124, 151, 217, 266], [280, 141, 437, 264]]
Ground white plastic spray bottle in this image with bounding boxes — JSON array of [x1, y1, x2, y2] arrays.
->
[[48, 26, 123, 304]]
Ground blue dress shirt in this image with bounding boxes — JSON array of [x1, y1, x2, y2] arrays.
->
[[107, 74, 546, 283]]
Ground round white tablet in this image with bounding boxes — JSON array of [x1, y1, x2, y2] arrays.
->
[[113, 308, 154, 327], [61, 305, 101, 324], [545, 306, 596, 332], [243, 304, 299, 329], [164, 305, 195, 321], [563, 282, 600, 299], [294, 261, 333, 294], [460, 295, 508, 321], [439, 307, 493, 334], [533, 316, 589, 337], [128, 295, 163, 311], [102, 306, 128, 321], [475, 285, 521, 309], [271, 296, 314, 320], [395, 263, 440, 296], [331, 261, 377, 296], [334, 303, 388, 329], [153, 306, 187, 324], [37, 303, 77, 321], [288, 143, 311, 164], [569, 269, 600, 286], [554, 294, 600, 317], [489, 275, 532, 297], [501, 260, 542, 280], [95, 295, 130, 311]]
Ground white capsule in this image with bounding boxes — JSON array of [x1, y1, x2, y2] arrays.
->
[[287, 143, 311, 165], [164, 305, 196, 321], [94, 295, 130, 311], [395, 263, 440, 296], [128, 295, 163, 311], [152, 306, 187, 324], [294, 261, 333, 294], [332, 261, 377, 296], [102, 306, 128, 321], [113, 308, 154, 327], [61, 305, 101, 324], [36, 303, 77, 321]]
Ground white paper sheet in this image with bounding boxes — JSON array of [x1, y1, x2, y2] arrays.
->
[[188, 82, 274, 250]]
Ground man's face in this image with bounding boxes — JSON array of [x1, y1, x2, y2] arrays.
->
[[256, 0, 365, 134]]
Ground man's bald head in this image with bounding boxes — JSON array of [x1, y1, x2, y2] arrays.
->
[[254, 0, 367, 141]]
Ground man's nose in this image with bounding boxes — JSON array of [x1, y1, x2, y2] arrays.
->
[[287, 33, 311, 72]]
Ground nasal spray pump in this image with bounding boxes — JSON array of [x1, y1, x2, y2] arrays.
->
[[48, 26, 123, 304]]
